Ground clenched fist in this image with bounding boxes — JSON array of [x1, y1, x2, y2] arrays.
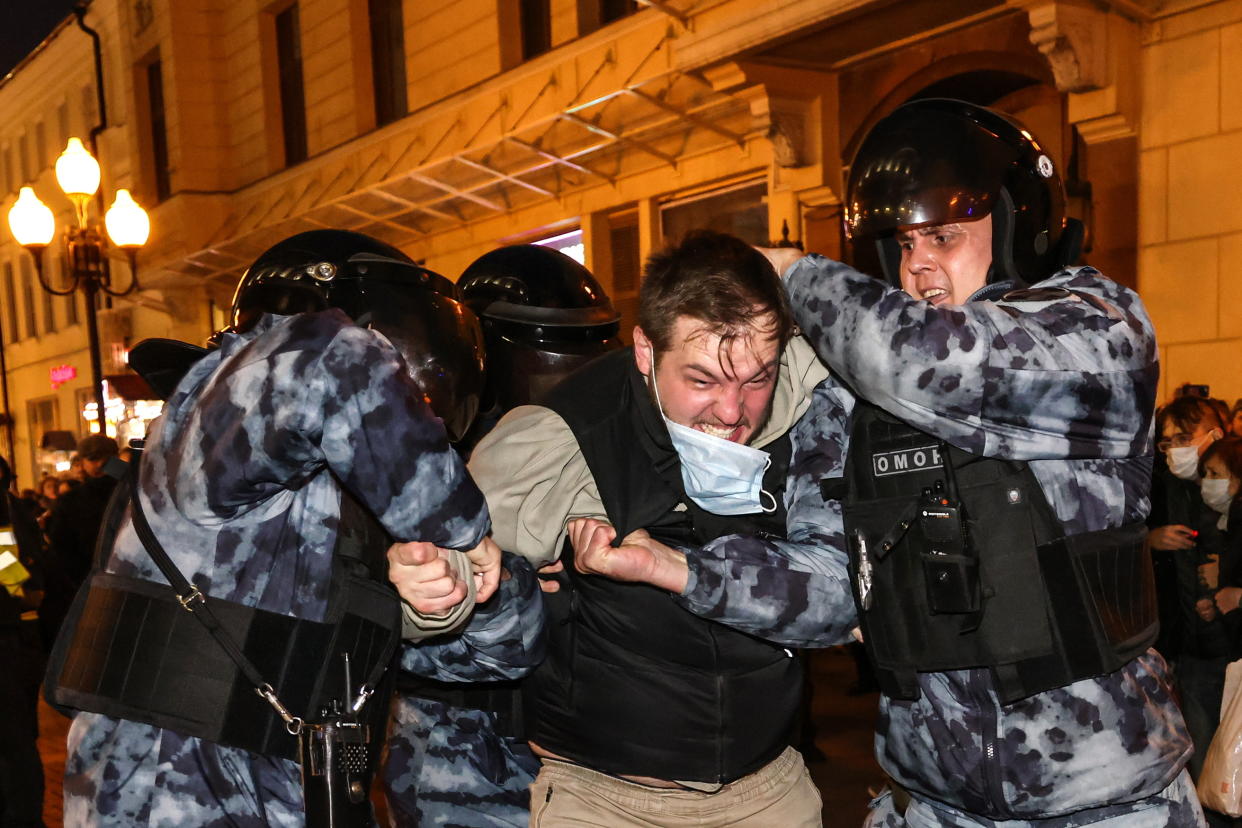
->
[[387, 541, 472, 617], [465, 535, 502, 603], [567, 519, 688, 593]]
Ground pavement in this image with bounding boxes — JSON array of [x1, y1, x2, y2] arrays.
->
[[37, 646, 884, 826], [38, 695, 66, 827]]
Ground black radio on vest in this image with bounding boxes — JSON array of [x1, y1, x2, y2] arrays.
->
[[917, 480, 980, 616]]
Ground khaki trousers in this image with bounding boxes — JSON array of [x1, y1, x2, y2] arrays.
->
[[528, 747, 823, 827]]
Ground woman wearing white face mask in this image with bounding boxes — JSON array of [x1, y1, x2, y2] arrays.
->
[[1181, 436, 1242, 826], [1159, 399, 1226, 484], [1145, 397, 1231, 791], [1148, 398, 1227, 658], [1204, 438, 1242, 616]]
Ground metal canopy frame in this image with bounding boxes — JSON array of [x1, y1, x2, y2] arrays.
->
[[636, 0, 692, 27], [172, 49, 751, 287]]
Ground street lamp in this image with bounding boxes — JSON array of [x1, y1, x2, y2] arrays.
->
[[7, 137, 150, 437]]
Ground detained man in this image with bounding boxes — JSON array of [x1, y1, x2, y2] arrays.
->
[[468, 230, 859, 826]]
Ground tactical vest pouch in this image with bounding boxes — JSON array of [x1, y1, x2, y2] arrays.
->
[[1001, 520, 1157, 698], [849, 478, 1053, 679], [1046, 521, 1155, 653], [45, 451, 401, 768], [50, 569, 399, 761]]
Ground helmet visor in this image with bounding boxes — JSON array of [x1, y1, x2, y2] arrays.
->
[[846, 105, 1019, 240]]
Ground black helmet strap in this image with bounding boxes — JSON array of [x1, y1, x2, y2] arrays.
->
[[875, 236, 902, 289], [1057, 218, 1085, 271], [988, 187, 1024, 288]]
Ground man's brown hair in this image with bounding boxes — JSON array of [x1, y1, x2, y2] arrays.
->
[[637, 230, 794, 365]]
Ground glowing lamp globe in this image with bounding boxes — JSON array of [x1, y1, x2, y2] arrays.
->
[[55, 138, 101, 199], [105, 189, 150, 248], [8, 187, 55, 246]]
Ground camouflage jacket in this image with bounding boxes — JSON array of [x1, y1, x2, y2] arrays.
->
[[64, 310, 517, 827], [397, 551, 544, 682], [784, 256, 1191, 819]]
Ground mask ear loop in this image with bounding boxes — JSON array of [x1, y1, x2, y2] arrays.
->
[[647, 345, 671, 420], [759, 457, 777, 513]]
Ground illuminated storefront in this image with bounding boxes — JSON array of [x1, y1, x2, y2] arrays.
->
[[78, 376, 162, 448]]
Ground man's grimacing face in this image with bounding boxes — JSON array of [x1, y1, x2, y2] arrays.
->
[[897, 213, 993, 306], [633, 314, 781, 446]]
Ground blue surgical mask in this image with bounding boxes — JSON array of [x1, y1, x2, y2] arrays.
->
[[648, 349, 777, 516]]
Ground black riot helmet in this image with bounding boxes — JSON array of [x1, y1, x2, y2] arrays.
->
[[459, 245, 621, 415], [229, 230, 485, 442], [846, 98, 1084, 287]]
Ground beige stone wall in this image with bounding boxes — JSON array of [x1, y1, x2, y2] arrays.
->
[[406, 1, 503, 112], [8, 0, 1242, 485], [1139, 0, 1242, 406]]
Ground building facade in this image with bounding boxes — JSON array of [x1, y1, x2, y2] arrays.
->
[[0, 0, 1235, 485]]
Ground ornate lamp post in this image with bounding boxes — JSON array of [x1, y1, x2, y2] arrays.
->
[[7, 137, 150, 436]]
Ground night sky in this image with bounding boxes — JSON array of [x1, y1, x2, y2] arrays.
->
[[1, 1, 82, 79]]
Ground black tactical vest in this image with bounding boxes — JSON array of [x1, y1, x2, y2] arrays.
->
[[839, 401, 1157, 704], [528, 348, 802, 783], [45, 457, 401, 761]]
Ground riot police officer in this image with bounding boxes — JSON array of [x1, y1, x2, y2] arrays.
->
[[54, 230, 540, 826], [764, 99, 1203, 825], [383, 244, 621, 827]]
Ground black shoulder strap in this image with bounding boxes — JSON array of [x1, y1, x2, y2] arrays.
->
[[124, 452, 393, 729]]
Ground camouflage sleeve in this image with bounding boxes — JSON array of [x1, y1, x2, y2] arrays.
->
[[673, 377, 858, 647], [310, 324, 489, 549], [784, 255, 1157, 461], [398, 552, 545, 681]]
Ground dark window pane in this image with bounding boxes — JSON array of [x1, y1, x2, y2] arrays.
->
[[62, 256, 78, 325], [2, 263, 16, 344], [147, 59, 172, 201], [601, 0, 638, 24], [609, 219, 639, 294], [58, 101, 70, 148], [660, 181, 769, 247], [20, 259, 37, 340], [276, 4, 308, 166], [42, 275, 55, 334], [18, 134, 30, 183], [35, 122, 47, 169], [520, 0, 551, 60], [81, 84, 96, 129], [369, 0, 408, 126]]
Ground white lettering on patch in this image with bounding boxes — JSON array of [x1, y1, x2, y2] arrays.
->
[[872, 445, 942, 477]]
